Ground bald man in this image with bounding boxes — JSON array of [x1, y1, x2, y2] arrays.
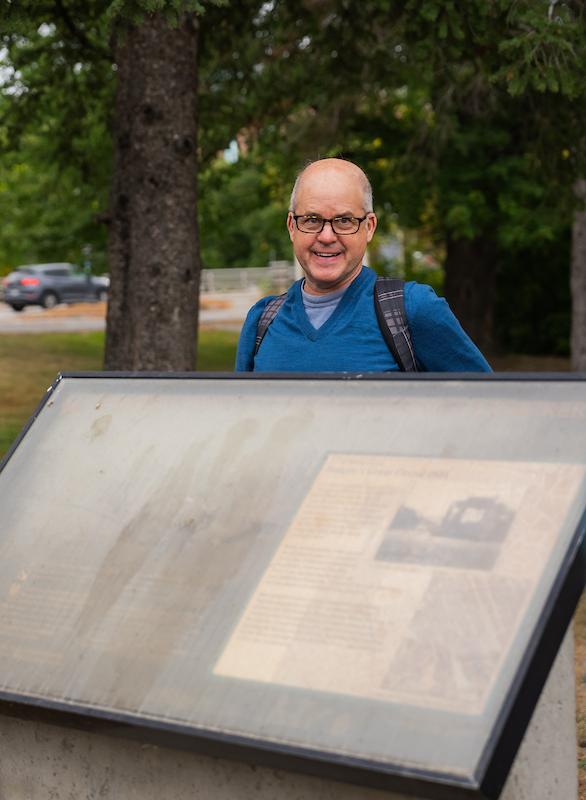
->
[[235, 158, 491, 373]]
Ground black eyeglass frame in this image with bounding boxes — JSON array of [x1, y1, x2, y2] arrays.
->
[[291, 214, 369, 235]]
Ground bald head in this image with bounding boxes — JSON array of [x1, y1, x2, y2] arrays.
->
[[286, 157, 377, 295], [289, 159, 373, 215]]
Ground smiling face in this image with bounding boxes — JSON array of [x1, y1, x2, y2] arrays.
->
[[287, 160, 377, 295]]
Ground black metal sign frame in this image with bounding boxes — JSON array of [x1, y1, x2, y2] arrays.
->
[[0, 371, 584, 800]]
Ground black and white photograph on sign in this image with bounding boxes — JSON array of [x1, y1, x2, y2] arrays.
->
[[377, 494, 516, 570], [214, 454, 585, 715]]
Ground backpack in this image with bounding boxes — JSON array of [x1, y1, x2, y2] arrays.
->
[[254, 276, 418, 372]]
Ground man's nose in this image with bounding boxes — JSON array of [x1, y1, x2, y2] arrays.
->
[[318, 221, 338, 242]]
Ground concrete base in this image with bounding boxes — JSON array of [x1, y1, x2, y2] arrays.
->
[[0, 630, 577, 800], [500, 625, 577, 800]]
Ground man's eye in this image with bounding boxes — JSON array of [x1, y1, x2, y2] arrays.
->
[[336, 217, 354, 224], [304, 216, 321, 223]]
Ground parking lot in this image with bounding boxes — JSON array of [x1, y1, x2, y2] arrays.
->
[[0, 288, 260, 334]]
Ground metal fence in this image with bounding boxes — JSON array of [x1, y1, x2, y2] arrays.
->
[[200, 262, 298, 293]]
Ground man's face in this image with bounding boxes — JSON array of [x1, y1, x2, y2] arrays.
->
[[287, 162, 377, 295]]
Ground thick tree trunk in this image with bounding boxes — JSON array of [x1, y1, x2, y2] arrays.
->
[[443, 235, 497, 352], [104, 14, 200, 371], [571, 179, 586, 371]]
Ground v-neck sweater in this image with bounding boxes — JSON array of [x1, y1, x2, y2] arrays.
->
[[301, 283, 349, 329], [235, 267, 491, 373]]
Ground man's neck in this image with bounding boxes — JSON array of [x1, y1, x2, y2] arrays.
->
[[302, 265, 364, 296]]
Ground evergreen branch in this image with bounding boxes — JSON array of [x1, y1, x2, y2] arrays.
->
[[53, 0, 93, 51]]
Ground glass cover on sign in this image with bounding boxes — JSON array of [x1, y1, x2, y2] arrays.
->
[[0, 376, 585, 784]]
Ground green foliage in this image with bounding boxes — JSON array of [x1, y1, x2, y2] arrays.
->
[[403, 0, 586, 99], [0, 0, 274, 273], [0, 0, 228, 27], [0, 4, 114, 273], [198, 154, 293, 269], [0, 150, 110, 274], [247, 0, 583, 355], [107, 0, 207, 26], [495, 2, 585, 98], [240, 0, 583, 239], [495, 227, 572, 356]]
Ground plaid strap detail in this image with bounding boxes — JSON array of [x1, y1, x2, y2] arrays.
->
[[374, 277, 418, 372], [254, 293, 288, 356]]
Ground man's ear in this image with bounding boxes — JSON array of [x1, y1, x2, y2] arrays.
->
[[366, 213, 378, 243], [286, 212, 295, 242]]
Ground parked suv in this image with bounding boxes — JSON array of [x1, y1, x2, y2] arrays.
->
[[1, 263, 110, 311]]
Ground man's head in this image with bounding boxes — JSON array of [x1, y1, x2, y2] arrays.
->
[[287, 158, 377, 295]]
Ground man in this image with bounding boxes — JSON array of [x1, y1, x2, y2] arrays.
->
[[235, 158, 491, 372]]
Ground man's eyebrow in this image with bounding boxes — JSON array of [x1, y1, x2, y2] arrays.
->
[[299, 210, 360, 216]]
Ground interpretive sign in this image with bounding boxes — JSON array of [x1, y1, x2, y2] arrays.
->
[[0, 373, 585, 800], [215, 454, 584, 715]]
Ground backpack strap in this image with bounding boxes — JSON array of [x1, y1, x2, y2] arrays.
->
[[374, 277, 418, 372], [254, 293, 288, 356]]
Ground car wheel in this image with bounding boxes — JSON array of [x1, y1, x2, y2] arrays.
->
[[9, 304, 24, 312], [41, 291, 59, 309], [97, 289, 108, 303]]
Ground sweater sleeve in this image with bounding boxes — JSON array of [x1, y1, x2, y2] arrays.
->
[[404, 282, 492, 372], [234, 296, 276, 372]]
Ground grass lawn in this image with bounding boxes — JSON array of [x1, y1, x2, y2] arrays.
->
[[0, 330, 238, 461]]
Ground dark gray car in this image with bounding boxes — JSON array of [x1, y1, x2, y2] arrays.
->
[[1, 263, 109, 311]]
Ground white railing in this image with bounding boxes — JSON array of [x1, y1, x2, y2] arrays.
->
[[200, 262, 298, 293]]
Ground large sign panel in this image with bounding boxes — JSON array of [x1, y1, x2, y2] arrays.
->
[[0, 375, 585, 800]]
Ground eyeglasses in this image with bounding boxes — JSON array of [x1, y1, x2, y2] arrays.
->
[[292, 214, 368, 235]]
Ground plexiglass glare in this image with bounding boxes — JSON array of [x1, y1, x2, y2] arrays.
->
[[0, 376, 585, 789]]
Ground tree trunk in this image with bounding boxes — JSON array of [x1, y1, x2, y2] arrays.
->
[[104, 14, 200, 371], [571, 179, 586, 371], [443, 235, 497, 352]]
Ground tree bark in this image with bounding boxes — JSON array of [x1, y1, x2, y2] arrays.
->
[[571, 179, 586, 371], [104, 14, 200, 371], [443, 235, 497, 352]]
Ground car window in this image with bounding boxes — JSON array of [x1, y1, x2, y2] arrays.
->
[[45, 269, 68, 277]]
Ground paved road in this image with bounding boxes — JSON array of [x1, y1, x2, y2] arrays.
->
[[0, 289, 260, 334]]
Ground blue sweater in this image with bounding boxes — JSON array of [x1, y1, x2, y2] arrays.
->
[[235, 267, 491, 373]]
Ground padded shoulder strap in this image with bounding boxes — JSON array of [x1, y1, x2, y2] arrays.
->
[[374, 277, 418, 372], [254, 293, 288, 357]]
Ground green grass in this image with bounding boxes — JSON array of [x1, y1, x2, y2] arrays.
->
[[196, 329, 240, 371], [0, 330, 239, 460]]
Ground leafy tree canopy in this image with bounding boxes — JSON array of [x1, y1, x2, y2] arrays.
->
[[198, 150, 293, 270], [0, 0, 279, 272]]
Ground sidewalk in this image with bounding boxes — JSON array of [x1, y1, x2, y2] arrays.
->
[[0, 289, 261, 334]]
